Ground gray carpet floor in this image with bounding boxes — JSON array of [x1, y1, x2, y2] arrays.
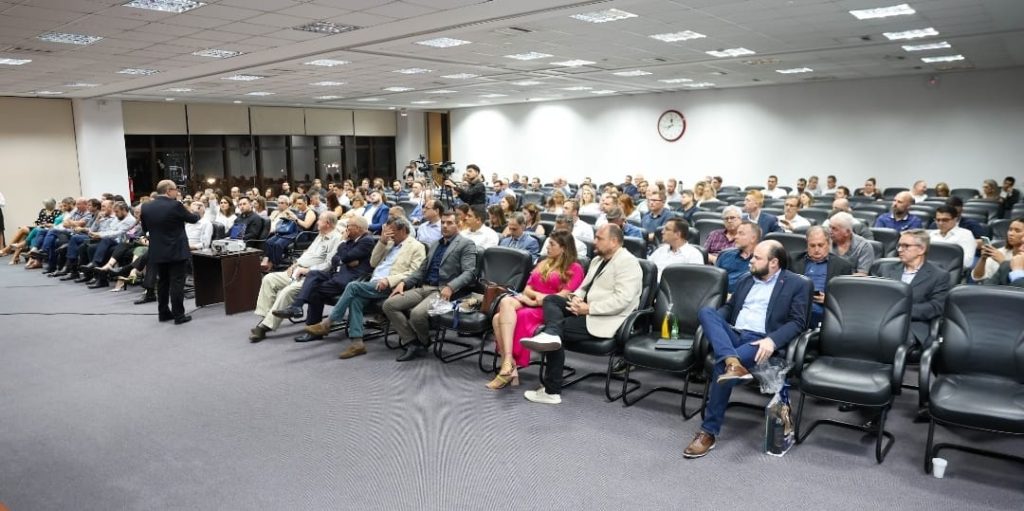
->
[[0, 262, 1021, 510]]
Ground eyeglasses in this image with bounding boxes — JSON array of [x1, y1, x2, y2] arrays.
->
[[897, 243, 922, 250], [723, 216, 741, 221]]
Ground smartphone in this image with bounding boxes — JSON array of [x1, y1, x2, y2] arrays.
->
[[507, 288, 520, 297], [981, 236, 992, 246], [815, 290, 824, 297]]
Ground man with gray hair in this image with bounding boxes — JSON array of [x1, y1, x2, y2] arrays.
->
[[604, 206, 643, 239], [828, 211, 875, 275], [824, 197, 874, 240], [790, 225, 854, 327], [705, 205, 743, 264], [872, 229, 949, 348], [250, 212, 344, 342], [498, 211, 540, 260]]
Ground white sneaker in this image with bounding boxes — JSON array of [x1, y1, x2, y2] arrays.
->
[[521, 331, 562, 352], [524, 387, 562, 405]]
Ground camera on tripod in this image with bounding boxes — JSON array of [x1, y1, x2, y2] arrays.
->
[[415, 155, 457, 179]]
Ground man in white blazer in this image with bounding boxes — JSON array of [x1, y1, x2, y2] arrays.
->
[[521, 224, 642, 404]]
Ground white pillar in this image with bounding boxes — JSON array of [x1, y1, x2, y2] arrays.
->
[[395, 110, 427, 175], [72, 99, 129, 200]]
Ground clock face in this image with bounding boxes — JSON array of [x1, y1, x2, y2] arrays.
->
[[658, 110, 686, 142]]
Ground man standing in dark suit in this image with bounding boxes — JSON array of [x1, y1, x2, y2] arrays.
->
[[141, 180, 200, 325], [273, 216, 375, 341], [685, 240, 810, 459], [790, 226, 854, 328], [872, 229, 950, 348]]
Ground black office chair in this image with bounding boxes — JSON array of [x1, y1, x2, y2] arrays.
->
[[691, 211, 722, 223], [851, 210, 879, 227], [925, 242, 965, 286], [540, 212, 559, 222], [765, 232, 807, 260], [578, 213, 599, 226], [802, 208, 829, 226], [551, 259, 658, 401], [866, 240, 884, 261], [539, 221, 555, 237], [920, 286, 1024, 474], [430, 247, 532, 367], [950, 188, 980, 202], [581, 239, 594, 258], [695, 219, 724, 246], [870, 227, 899, 257], [692, 244, 709, 264], [882, 187, 908, 200], [521, 192, 544, 207], [397, 201, 418, 218], [793, 276, 913, 463], [989, 218, 1012, 240], [620, 265, 728, 418], [623, 236, 646, 259]]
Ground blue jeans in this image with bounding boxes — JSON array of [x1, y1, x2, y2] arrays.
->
[[328, 280, 389, 338], [43, 230, 70, 271], [697, 306, 764, 436], [66, 233, 91, 262]]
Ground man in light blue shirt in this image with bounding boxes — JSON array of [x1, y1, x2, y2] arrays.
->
[[415, 199, 443, 246], [498, 212, 540, 260]]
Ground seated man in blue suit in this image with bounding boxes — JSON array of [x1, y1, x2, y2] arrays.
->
[[361, 190, 391, 234], [742, 189, 781, 235], [685, 240, 810, 459]]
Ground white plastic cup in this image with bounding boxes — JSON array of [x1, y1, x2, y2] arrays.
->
[[932, 457, 948, 478]]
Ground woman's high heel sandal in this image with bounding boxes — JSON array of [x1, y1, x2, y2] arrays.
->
[[486, 360, 520, 390]]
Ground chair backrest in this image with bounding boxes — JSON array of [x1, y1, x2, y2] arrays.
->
[[719, 186, 742, 194], [882, 187, 908, 200], [623, 236, 646, 259], [691, 244, 709, 264], [692, 211, 722, 223], [527, 231, 546, 248], [212, 223, 227, 240], [481, 246, 533, 292], [397, 201, 418, 218], [764, 232, 807, 259], [745, 185, 764, 191], [539, 221, 555, 236], [820, 276, 912, 364], [989, 218, 1012, 240], [636, 259, 659, 313], [258, 215, 271, 239], [851, 210, 879, 227], [540, 211, 559, 222], [581, 239, 594, 258], [853, 202, 888, 214], [868, 257, 899, 278], [579, 212, 599, 226], [686, 227, 700, 245], [926, 243, 965, 286], [870, 227, 900, 257], [866, 240, 884, 261], [667, 201, 683, 211], [950, 188, 980, 201], [522, 192, 544, 206], [802, 208, 830, 226], [695, 219, 724, 246], [938, 286, 1024, 382], [963, 202, 999, 222], [656, 265, 728, 337], [763, 207, 784, 217]]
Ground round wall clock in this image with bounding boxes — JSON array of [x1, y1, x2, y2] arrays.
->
[[657, 109, 686, 142]]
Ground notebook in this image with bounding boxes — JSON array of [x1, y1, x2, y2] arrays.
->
[[654, 338, 694, 351]]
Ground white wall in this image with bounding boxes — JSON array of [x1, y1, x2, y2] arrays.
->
[[451, 68, 1024, 190], [396, 110, 427, 174], [73, 99, 129, 199]]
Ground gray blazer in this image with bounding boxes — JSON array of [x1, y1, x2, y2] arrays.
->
[[875, 260, 950, 344], [982, 261, 1024, 289], [404, 233, 479, 295]]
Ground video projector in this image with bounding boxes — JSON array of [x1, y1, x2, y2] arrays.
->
[[211, 239, 247, 254]]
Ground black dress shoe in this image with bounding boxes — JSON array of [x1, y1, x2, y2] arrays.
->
[[396, 343, 428, 362], [74, 275, 92, 284], [50, 270, 69, 278], [294, 332, 323, 343], [60, 272, 81, 281], [174, 315, 192, 325], [81, 262, 97, 270], [135, 293, 156, 305], [273, 306, 304, 319], [87, 279, 108, 289], [159, 314, 174, 322]]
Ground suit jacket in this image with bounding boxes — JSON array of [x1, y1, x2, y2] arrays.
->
[[790, 252, 854, 290], [747, 211, 781, 234], [362, 204, 390, 234], [405, 234, 478, 295], [328, 233, 376, 282], [875, 260, 950, 343], [717, 269, 810, 349], [982, 261, 1024, 288], [577, 247, 643, 338], [141, 196, 200, 264], [371, 237, 427, 288]]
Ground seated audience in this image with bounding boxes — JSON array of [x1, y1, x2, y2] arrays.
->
[[498, 212, 541, 260], [980, 254, 1024, 288], [230, 197, 264, 241], [563, 200, 595, 243], [705, 206, 743, 264], [686, 240, 809, 459], [1, 198, 60, 264], [910, 180, 929, 203], [213, 197, 236, 230], [415, 199, 444, 246], [184, 201, 213, 251], [519, 225, 642, 405], [873, 229, 950, 348], [56, 199, 116, 281], [763, 175, 788, 199], [973, 217, 1023, 282], [522, 203, 545, 236], [37, 197, 94, 274], [824, 198, 874, 240], [604, 206, 643, 239], [927, 205, 976, 268], [361, 191, 390, 234], [999, 176, 1019, 213], [641, 189, 673, 245], [716, 221, 760, 293], [859, 177, 883, 200], [461, 204, 499, 250], [540, 216, 588, 258], [828, 212, 875, 275], [742, 190, 781, 235], [790, 226, 853, 328], [678, 190, 700, 224], [779, 196, 811, 233], [934, 182, 950, 198], [649, 218, 704, 278], [874, 191, 923, 232], [941, 196, 986, 239], [487, 204, 506, 234]]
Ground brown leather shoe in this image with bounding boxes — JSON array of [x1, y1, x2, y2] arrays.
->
[[304, 322, 332, 337], [338, 342, 367, 359], [717, 362, 753, 383], [683, 431, 716, 459]]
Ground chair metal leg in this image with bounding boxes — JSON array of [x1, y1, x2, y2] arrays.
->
[[925, 419, 1024, 474], [620, 366, 704, 420], [796, 397, 896, 463], [794, 391, 807, 443], [924, 418, 936, 474], [433, 327, 487, 363]]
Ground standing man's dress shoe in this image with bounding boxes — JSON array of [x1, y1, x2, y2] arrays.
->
[[683, 431, 717, 459], [173, 315, 192, 325], [396, 343, 428, 361], [159, 314, 174, 322]]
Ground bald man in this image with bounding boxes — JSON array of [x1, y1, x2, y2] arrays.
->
[[874, 191, 923, 232]]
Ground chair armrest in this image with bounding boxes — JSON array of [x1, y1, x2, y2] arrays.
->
[[928, 317, 942, 343], [891, 343, 909, 397], [791, 329, 819, 379], [616, 308, 654, 346], [918, 340, 942, 404], [693, 325, 706, 359]]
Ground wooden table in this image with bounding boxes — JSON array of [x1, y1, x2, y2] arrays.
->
[[191, 248, 262, 315]]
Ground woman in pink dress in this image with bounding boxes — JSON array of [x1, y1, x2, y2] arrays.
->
[[487, 231, 584, 389]]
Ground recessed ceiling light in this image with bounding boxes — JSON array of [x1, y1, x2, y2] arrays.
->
[[921, 54, 965, 63], [560, 86, 593, 91], [293, 21, 359, 35], [415, 37, 471, 48], [570, 8, 638, 23], [883, 27, 939, 40], [315, 95, 340, 100], [426, 90, 458, 94], [551, 59, 596, 67], [649, 31, 706, 42], [850, 4, 915, 20], [246, 91, 274, 96], [504, 52, 553, 61], [222, 74, 263, 81], [441, 73, 479, 79], [383, 86, 414, 92], [164, 87, 193, 92], [304, 59, 350, 67], [706, 48, 756, 58], [776, 67, 813, 74], [902, 41, 952, 51], [410, 100, 436, 105], [613, 70, 652, 77], [357, 97, 382, 102], [658, 78, 693, 84], [590, 90, 616, 94], [512, 80, 542, 86], [480, 93, 507, 98], [0, 58, 32, 65], [34, 90, 64, 95], [311, 81, 345, 86], [192, 49, 243, 58], [118, 68, 159, 75], [123, 0, 206, 14], [37, 32, 102, 45], [393, 68, 432, 74], [684, 82, 715, 88], [66, 82, 100, 87]]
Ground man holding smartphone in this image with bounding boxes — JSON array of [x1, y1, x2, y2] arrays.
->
[[790, 226, 853, 328]]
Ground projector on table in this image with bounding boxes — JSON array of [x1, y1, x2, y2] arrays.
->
[[211, 239, 247, 254]]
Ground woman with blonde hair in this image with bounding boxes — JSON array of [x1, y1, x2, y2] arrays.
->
[[545, 190, 566, 215], [578, 186, 601, 216], [487, 230, 585, 389]]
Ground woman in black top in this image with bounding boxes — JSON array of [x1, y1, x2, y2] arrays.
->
[[1, 198, 60, 262]]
